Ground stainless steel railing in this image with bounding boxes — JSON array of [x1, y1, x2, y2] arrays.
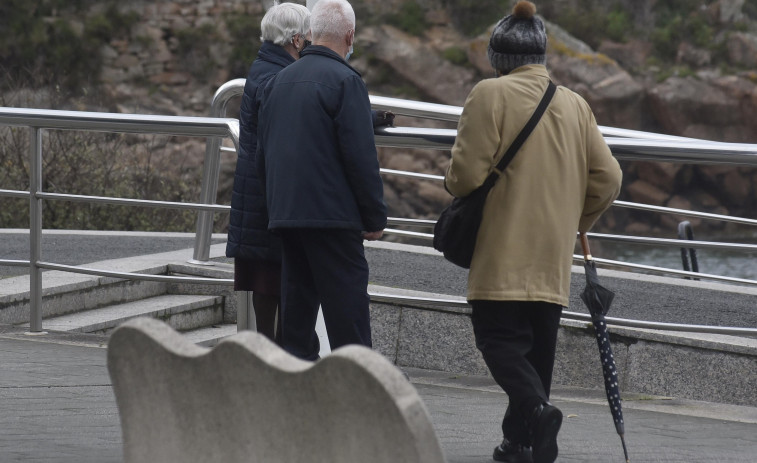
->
[[0, 107, 240, 332], [3, 81, 757, 336], [191, 79, 757, 265], [190, 77, 757, 289]]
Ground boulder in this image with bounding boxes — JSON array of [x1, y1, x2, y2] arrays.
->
[[676, 42, 712, 68], [649, 77, 732, 140], [598, 40, 653, 71], [715, 0, 746, 23], [727, 32, 757, 68], [466, 35, 492, 76], [626, 179, 670, 205], [649, 74, 757, 142], [358, 25, 476, 106], [547, 51, 645, 129], [635, 162, 683, 193], [721, 169, 754, 205], [149, 71, 192, 86]]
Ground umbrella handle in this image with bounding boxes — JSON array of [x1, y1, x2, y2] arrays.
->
[[579, 232, 592, 261]]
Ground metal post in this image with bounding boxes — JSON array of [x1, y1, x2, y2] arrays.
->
[[190, 79, 245, 265], [28, 127, 44, 333], [189, 136, 223, 265], [236, 291, 256, 332]]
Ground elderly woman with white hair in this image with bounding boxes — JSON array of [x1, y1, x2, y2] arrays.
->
[[226, 2, 311, 343]]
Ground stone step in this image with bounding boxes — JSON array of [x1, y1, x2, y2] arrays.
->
[[25, 294, 223, 335], [181, 323, 238, 347], [0, 270, 168, 325]]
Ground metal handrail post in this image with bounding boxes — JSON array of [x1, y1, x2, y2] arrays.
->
[[29, 127, 43, 333], [189, 136, 223, 265], [191, 79, 246, 264]]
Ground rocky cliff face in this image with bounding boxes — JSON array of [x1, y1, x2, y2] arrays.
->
[[6, 0, 756, 236]]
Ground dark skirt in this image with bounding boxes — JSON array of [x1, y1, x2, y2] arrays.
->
[[234, 258, 281, 295]]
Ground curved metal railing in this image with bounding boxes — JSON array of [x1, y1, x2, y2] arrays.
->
[[0, 107, 240, 332], [193, 79, 757, 263], [181, 79, 757, 337], [3, 81, 757, 336]]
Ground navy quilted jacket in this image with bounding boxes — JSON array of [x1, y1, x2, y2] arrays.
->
[[257, 46, 386, 232], [226, 42, 294, 261]]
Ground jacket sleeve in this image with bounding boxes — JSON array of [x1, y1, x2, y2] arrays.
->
[[579, 110, 622, 232], [333, 75, 387, 232], [445, 82, 501, 198]]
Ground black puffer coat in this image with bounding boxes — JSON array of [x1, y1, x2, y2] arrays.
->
[[226, 42, 295, 261]]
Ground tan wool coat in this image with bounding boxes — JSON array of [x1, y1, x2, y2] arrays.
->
[[445, 65, 622, 306]]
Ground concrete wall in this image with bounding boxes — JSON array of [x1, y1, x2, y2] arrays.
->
[[368, 280, 757, 407]]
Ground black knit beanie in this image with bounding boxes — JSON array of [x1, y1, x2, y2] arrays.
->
[[487, 1, 547, 74]]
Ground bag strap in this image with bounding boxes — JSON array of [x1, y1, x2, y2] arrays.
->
[[481, 80, 556, 190]]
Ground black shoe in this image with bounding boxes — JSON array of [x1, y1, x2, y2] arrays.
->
[[527, 403, 562, 463], [493, 437, 532, 463]]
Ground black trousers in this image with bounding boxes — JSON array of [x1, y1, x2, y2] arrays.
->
[[278, 228, 371, 361], [470, 300, 562, 445]]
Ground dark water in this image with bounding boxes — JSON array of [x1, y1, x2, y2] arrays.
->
[[597, 240, 757, 282]]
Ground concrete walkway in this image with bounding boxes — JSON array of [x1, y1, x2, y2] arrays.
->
[[1, 325, 755, 463]]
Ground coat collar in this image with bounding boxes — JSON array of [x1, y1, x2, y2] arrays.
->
[[257, 41, 296, 68], [507, 64, 551, 80], [300, 45, 362, 77]]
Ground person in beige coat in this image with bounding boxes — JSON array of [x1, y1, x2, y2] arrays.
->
[[444, 2, 622, 463]]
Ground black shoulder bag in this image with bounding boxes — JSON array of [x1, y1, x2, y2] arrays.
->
[[433, 81, 556, 269]]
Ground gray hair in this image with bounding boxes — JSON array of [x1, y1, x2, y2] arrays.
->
[[310, 0, 355, 42], [261, 2, 311, 46]]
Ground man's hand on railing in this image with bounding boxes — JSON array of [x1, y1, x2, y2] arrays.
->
[[372, 110, 395, 128], [362, 230, 384, 240]]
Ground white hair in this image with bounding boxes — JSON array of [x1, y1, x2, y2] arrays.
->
[[260, 2, 311, 46], [310, 0, 355, 41]]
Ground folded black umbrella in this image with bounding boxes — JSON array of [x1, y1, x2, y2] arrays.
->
[[579, 233, 630, 462]]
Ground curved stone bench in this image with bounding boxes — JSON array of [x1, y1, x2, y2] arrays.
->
[[107, 317, 446, 463]]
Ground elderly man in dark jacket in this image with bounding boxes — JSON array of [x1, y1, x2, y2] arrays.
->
[[257, 0, 386, 360], [226, 2, 311, 342]]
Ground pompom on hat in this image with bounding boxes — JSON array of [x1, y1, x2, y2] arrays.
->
[[488, 1, 547, 74]]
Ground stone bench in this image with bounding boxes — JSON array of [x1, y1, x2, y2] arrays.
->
[[107, 317, 446, 463]]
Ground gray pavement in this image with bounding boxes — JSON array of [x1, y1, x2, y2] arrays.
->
[[0, 230, 226, 279], [3, 231, 756, 329], [1, 325, 756, 463]]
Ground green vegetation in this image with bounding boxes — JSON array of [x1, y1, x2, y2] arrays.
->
[[0, 127, 201, 232], [388, 1, 428, 36], [745, 0, 757, 18], [605, 8, 633, 43], [443, 0, 508, 36], [0, 87, 201, 232], [542, 0, 751, 75], [0, 0, 139, 93], [442, 47, 469, 66], [650, 6, 715, 60], [651, 65, 696, 83], [175, 24, 220, 83], [225, 13, 264, 79], [85, 5, 140, 42], [543, 3, 633, 49]]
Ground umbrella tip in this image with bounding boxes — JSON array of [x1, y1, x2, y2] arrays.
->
[[620, 434, 630, 462]]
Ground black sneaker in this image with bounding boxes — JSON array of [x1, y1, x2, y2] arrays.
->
[[527, 403, 562, 463], [493, 437, 532, 463]]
